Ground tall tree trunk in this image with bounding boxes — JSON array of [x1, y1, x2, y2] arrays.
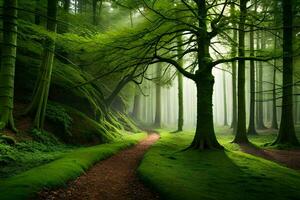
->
[[132, 88, 141, 120], [92, 0, 98, 25], [273, 0, 299, 145], [189, 0, 222, 150], [35, 0, 40, 25], [177, 36, 184, 132], [0, 0, 18, 131], [154, 63, 162, 128], [271, 67, 279, 129], [247, 12, 257, 135], [256, 32, 267, 129], [26, 0, 58, 129], [271, 36, 279, 129], [230, 3, 237, 132], [233, 0, 249, 143], [223, 69, 228, 126]]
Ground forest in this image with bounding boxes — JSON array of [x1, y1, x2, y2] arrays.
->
[[0, 0, 300, 199]]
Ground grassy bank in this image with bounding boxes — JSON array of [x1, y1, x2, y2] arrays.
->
[[0, 132, 146, 200], [138, 130, 300, 200]]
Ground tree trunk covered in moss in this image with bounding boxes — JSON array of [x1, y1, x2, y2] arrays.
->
[[0, 0, 18, 131], [247, 9, 257, 135], [233, 0, 249, 143], [26, 0, 58, 129], [189, 0, 223, 150], [154, 63, 162, 128], [177, 36, 184, 132], [273, 0, 299, 146], [230, 3, 237, 132]]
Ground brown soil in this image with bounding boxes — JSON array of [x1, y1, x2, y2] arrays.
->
[[37, 133, 160, 200], [240, 144, 300, 170]]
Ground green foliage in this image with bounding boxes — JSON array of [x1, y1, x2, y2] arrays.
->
[[0, 135, 16, 146], [0, 132, 146, 200], [46, 102, 73, 136], [138, 131, 300, 200], [30, 129, 60, 145], [0, 139, 68, 178]]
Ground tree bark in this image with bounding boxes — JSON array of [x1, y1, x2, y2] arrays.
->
[[177, 36, 184, 132], [35, 0, 40, 25], [233, 0, 249, 143], [154, 63, 162, 128], [230, 3, 237, 132], [0, 0, 18, 131], [273, 0, 299, 146], [247, 11, 257, 135], [189, 75, 223, 150], [256, 32, 267, 129], [223, 69, 228, 126], [92, 0, 98, 25]]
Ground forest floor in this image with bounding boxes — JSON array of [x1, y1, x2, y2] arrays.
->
[[240, 144, 300, 170], [37, 133, 160, 200], [138, 130, 300, 200]]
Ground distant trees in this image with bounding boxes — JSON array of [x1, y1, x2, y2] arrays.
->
[[0, 0, 18, 131]]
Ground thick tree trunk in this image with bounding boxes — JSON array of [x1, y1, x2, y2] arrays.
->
[[0, 0, 18, 131], [233, 0, 249, 143], [189, 75, 223, 150], [273, 0, 299, 146], [247, 18, 257, 135], [188, 0, 222, 150], [154, 64, 162, 128], [230, 3, 237, 132], [26, 0, 57, 129]]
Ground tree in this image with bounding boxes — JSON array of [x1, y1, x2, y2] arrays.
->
[[233, 0, 249, 143], [177, 36, 184, 132], [0, 0, 18, 131], [247, 0, 257, 135], [26, 0, 58, 129], [230, 2, 237, 132], [223, 68, 228, 126], [154, 63, 162, 128], [273, 0, 300, 146]]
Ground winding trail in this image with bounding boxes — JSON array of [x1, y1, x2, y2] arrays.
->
[[38, 133, 160, 200], [240, 144, 300, 170]]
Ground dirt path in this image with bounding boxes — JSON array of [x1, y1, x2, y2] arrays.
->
[[240, 145, 300, 170], [38, 133, 160, 200]]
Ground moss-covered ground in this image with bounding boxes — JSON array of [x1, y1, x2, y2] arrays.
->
[[0, 132, 146, 200], [138, 128, 300, 200]]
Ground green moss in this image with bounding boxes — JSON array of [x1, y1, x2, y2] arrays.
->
[[138, 131, 300, 200], [0, 132, 146, 200]]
